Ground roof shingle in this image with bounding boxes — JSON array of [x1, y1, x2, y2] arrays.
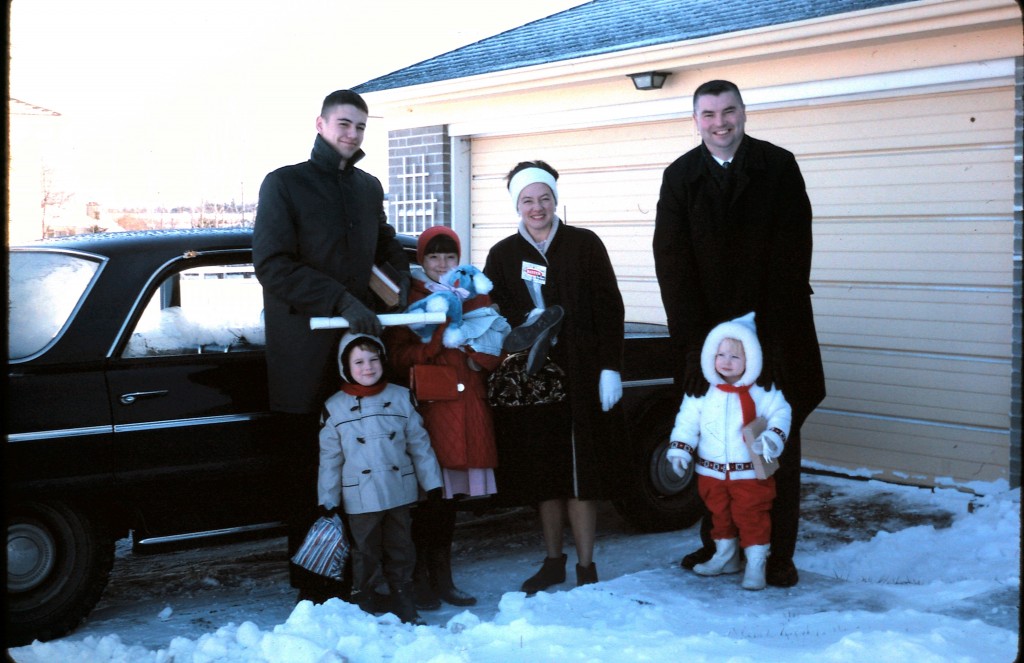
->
[[354, 0, 918, 93]]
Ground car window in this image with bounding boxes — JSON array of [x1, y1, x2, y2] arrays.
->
[[8, 250, 103, 361], [123, 262, 265, 357]]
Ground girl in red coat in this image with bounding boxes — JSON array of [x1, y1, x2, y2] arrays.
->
[[385, 226, 504, 610]]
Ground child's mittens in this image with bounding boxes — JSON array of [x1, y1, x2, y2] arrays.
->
[[666, 447, 692, 477], [751, 431, 783, 463]]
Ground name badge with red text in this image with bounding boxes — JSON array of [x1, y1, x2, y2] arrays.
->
[[521, 261, 547, 285]]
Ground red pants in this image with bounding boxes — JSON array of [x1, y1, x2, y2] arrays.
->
[[697, 474, 776, 548]]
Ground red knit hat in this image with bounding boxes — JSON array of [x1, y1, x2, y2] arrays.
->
[[416, 225, 461, 265]]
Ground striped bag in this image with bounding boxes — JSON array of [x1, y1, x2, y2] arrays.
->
[[290, 516, 349, 580]]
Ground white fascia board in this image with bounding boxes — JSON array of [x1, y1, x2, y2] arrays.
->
[[448, 58, 1016, 137]]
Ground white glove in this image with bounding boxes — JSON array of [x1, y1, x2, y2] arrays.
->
[[751, 433, 782, 463], [599, 369, 622, 411], [666, 447, 691, 477]]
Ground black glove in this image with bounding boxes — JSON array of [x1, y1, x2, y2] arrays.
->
[[757, 344, 786, 392], [682, 350, 709, 397], [426, 487, 443, 503], [317, 504, 340, 519], [340, 293, 382, 336], [396, 274, 411, 311]]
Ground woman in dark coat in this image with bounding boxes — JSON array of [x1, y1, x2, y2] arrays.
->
[[484, 160, 628, 593]]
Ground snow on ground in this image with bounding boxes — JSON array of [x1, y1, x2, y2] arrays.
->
[[8, 473, 1020, 662]]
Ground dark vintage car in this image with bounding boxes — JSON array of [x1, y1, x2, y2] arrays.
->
[[5, 228, 698, 645]]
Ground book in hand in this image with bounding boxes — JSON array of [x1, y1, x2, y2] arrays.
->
[[369, 263, 402, 309], [741, 416, 779, 480]]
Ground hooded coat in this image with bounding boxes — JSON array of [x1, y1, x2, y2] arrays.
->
[[653, 135, 824, 424], [317, 332, 442, 515], [484, 221, 628, 501], [254, 135, 409, 414], [670, 313, 792, 481]]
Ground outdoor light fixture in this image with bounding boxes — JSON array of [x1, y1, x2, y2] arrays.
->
[[628, 71, 671, 90]]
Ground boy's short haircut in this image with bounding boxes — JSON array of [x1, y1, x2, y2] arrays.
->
[[692, 79, 744, 108], [321, 89, 369, 117]]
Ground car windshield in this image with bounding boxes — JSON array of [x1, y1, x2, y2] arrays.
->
[[8, 250, 103, 361]]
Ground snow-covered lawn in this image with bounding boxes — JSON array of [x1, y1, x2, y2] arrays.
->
[[9, 473, 1019, 662]]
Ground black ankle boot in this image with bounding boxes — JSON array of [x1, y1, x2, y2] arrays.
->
[[413, 557, 441, 610], [391, 583, 426, 625], [575, 562, 598, 587], [521, 554, 567, 594], [430, 548, 477, 606], [350, 589, 387, 615], [680, 545, 714, 570], [766, 557, 800, 587]]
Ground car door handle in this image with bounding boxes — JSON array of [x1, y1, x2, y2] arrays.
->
[[120, 390, 169, 405]]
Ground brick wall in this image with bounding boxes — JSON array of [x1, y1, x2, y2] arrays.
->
[[387, 125, 451, 235]]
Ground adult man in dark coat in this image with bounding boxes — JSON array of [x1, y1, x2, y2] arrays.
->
[[253, 89, 409, 602], [652, 80, 825, 587]]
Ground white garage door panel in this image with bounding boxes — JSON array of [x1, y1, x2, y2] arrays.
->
[[757, 88, 1015, 156], [467, 83, 1015, 485], [804, 417, 1008, 483], [813, 221, 1011, 287], [471, 122, 691, 176], [822, 352, 1010, 428], [807, 156, 1013, 217], [812, 288, 1012, 366]]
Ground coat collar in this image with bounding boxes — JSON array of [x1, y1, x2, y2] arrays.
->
[[681, 135, 767, 184], [310, 134, 366, 173]]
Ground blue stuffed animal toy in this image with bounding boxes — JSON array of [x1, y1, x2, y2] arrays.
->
[[405, 265, 494, 348]]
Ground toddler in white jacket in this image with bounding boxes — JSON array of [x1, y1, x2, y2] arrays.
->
[[667, 312, 791, 590]]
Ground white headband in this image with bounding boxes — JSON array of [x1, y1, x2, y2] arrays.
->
[[508, 167, 558, 211]]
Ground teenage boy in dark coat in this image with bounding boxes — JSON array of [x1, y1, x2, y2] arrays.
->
[[652, 79, 825, 587], [254, 89, 409, 602]]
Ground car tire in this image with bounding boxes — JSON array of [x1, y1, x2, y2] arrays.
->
[[6, 500, 115, 646], [612, 403, 704, 532]]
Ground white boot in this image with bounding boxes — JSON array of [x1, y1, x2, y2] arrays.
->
[[693, 538, 741, 576], [741, 544, 770, 590]]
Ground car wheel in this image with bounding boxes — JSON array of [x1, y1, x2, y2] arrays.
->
[[613, 404, 704, 532], [6, 501, 115, 646]]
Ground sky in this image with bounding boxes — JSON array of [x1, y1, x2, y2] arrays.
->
[[8, 0, 588, 209], [7, 473, 1019, 662]]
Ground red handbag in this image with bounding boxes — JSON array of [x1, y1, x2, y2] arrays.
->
[[409, 364, 463, 403]]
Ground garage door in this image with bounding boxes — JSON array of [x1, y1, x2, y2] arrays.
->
[[467, 84, 1016, 487]]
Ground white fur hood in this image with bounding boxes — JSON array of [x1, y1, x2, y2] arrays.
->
[[700, 312, 763, 388]]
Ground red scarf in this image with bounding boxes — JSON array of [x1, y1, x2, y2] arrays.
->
[[340, 381, 388, 397], [716, 383, 756, 425]]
